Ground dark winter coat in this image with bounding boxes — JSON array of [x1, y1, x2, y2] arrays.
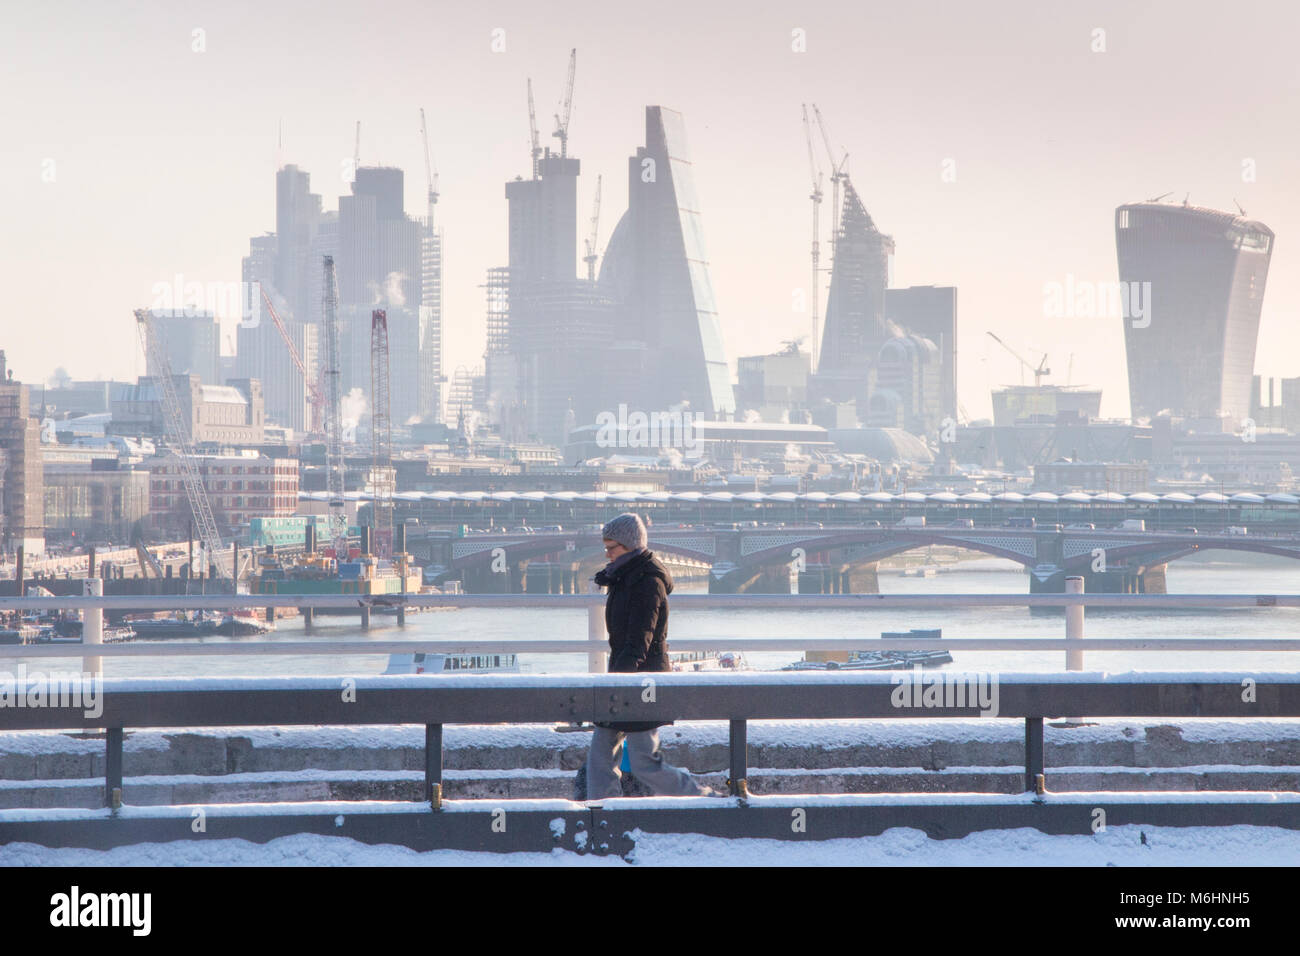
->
[[593, 549, 673, 731]]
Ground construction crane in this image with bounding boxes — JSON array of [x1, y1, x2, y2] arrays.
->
[[353, 121, 361, 176], [322, 256, 348, 557], [553, 48, 576, 158], [801, 104, 824, 371], [418, 107, 446, 422], [370, 309, 393, 559], [583, 174, 602, 281], [133, 309, 229, 581], [257, 284, 324, 436], [419, 108, 439, 227], [527, 78, 540, 179], [986, 331, 1051, 387], [811, 104, 849, 257]]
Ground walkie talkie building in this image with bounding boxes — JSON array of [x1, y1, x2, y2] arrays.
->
[[1116, 202, 1274, 423]]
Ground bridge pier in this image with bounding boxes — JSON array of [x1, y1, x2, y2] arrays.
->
[[798, 564, 835, 594], [523, 561, 580, 594], [1140, 563, 1168, 594], [840, 563, 879, 595], [798, 563, 880, 594], [1035, 563, 1170, 594], [744, 565, 795, 594], [461, 562, 527, 594]]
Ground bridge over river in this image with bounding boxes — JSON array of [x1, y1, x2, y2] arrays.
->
[[414, 522, 1300, 594]]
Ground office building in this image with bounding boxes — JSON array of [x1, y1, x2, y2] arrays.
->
[[0, 351, 45, 555], [143, 310, 220, 386], [1116, 201, 1274, 422], [885, 285, 958, 423]]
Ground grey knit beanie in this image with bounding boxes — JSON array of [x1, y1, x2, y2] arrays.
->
[[601, 512, 647, 551]]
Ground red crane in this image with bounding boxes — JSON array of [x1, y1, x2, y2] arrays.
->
[[257, 284, 325, 436]]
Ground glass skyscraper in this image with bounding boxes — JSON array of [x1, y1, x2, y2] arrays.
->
[[600, 106, 735, 418], [1116, 202, 1274, 422]]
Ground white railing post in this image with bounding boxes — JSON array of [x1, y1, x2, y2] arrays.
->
[[83, 577, 103, 677], [1065, 575, 1084, 724], [1065, 576, 1085, 670]]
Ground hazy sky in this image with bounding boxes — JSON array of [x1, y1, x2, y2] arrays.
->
[[4, 0, 1299, 420]]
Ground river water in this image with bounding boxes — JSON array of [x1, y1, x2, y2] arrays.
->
[[5, 552, 1299, 679]]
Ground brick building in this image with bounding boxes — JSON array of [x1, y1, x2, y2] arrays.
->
[[149, 452, 298, 538]]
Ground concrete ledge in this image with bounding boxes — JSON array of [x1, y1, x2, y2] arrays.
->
[[6, 795, 1300, 854], [4, 764, 1300, 810]]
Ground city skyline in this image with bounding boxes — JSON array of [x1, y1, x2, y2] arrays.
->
[[6, 0, 1300, 422]]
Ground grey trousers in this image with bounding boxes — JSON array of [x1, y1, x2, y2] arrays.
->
[[586, 725, 708, 800]]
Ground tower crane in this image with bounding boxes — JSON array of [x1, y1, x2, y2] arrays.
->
[[322, 255, 348, 557], [353, 121, 361, 176], [801, 104, 824, 371], [132, 309, 229, 581], [419, 107, 439, 228], [552, 48, 576, 158], [986, 331, 1051, 387], [812, 104, 849, 257], [527, 78, 540, 179], [583, 175, 602, 281], [418, 107, 446, 421]]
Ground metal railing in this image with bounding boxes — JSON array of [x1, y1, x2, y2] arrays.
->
[[3, 673, 1300, 810], [5, 587, 1300, 677]]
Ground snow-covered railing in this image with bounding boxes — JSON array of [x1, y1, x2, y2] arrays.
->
[[3, 673, 1300, 809]]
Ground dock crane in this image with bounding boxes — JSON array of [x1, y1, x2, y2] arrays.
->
[[553, 48, 575, 158], [583, 174, 602, 281], [133, 309, 229, 581], [986, 331, 1051, 387], [801, 104, 824, 370]]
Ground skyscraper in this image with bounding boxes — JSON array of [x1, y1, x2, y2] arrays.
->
[[338, 167, 423, 426], [885, 285, 958, 423], [238, 234, 318, 433], [420, 219, 443, 425], [144, 310, 220, 385], [0, 351, 44, 556], [500, 144, 616, 444], [275, 165, 323, 325], [814, 180, 894, 411], [1116, 202, 1274, 422], [599, 106, 735, 419]]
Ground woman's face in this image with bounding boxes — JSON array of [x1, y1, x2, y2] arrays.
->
[[603, 539, 628, 560]]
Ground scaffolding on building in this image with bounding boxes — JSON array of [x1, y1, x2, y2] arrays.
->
[[485, 267, 511, 357]]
